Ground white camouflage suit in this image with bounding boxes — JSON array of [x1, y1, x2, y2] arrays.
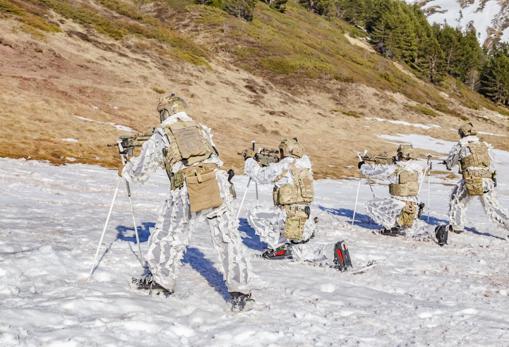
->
[[123, 112, 250, 294], [244, 156, 336, 265], [445, 135, 509, 233], [360, 159, 428, 232]]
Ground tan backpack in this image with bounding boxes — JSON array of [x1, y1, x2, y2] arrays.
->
[[273, 163, 314, 206], [389, 167, 419, 197], [460, 142, 491, 196]]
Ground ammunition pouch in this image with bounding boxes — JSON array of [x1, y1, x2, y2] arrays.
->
[[397, 201, 418, 228], [462, 168, 491, 196], [176, 164, 223, 213], [283, 205, 310, 241]]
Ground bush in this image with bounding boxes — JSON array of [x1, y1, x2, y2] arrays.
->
[[197, 0, 257, 21], [260, 0, 288, 13]]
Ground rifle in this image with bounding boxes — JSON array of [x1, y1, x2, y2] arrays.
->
[[108, 129, 155, 161]]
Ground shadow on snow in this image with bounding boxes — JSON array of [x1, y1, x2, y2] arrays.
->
[[115, 221, 230, 301], [238, 217, 267, 251], [319, 205, 380, 230]]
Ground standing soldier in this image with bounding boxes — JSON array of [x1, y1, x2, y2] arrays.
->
[[444, 122, 509, 235], [358, 144, 428, 236], [122, 94, 253, 311], [243, 138, 351, 270]]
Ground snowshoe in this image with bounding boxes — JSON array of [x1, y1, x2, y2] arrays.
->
[[131, 276, 173, 297], [333, 241, 353, 272], [261, 244, 292, 260], [230, 292, 254, 312], [435, 225, 450, 246], [380, 227, 406, 237]]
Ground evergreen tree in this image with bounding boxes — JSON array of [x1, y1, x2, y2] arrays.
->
[[480, 45, 509, 105]]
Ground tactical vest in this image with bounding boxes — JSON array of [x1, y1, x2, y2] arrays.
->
[[389, 167, 419, 197], [460, 142, 491, 196], [162, 120, 222, 212], [162, 120, 215, 174], [273, 163, 314, 206]]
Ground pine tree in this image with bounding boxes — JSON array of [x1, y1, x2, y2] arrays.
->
[[480, 45, 509, 105]]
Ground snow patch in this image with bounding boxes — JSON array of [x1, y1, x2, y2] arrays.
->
[[74, 115, 135, 133], [368, 117, 440, 130]]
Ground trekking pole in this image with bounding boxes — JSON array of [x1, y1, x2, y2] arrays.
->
[[252, 140, 260, 206], [125, 179, 145, 267], [352, 178, 362, 226], [116, 139, 146, 268], [236, 178, 252, 220], [88, 177, 121, 280], [426, 155, 432, 223]]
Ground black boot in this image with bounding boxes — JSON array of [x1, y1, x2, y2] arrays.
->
[[262, 243, 292, 260], [131, 275, 173, 297], [435, 225, 450, 246], [417, 202, 425, 218], [380, 227, 406, 237], [230, 292, 254, 312]]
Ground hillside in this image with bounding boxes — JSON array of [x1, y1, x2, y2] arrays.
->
[[1, 0, 508, 178]]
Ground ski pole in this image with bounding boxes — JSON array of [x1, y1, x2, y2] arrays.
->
[[426, 165, 431, 223], [125, 179, 145, 268], [352, 178, 362, 226], [252, 140, 260, 206], [88, 178, 121, 280], [236, 178, 252, 220]]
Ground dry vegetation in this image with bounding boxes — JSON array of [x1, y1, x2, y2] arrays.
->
[[0, 0, 508, 178]]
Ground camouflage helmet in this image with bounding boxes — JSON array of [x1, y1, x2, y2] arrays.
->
[[279, 137, 304, 159], [157, 93, 187, 122], [458, 122, 477, 138], [396, 144, 414, 161]]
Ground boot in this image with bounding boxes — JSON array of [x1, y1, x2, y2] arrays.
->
[[435, 225, 450, 246], [230, 292, 254, 312], [131, 275, 173, 297], [417, 202, 425, 218], [262, 243, 292, 259], [380, 226, 406, 237]]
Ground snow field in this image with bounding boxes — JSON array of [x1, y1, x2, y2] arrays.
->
[[0, 133, 509, 346]]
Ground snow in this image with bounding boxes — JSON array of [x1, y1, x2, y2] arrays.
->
[[1, 133, 509, 345], [74, 115, 135, 133], [408, 0, 509, 44], [367, 117, 440, 130], [61, 138, 79, 143]]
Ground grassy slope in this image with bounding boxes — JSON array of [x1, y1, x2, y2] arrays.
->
[[0, 0, 507, 177]]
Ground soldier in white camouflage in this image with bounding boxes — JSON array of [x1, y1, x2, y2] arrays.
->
[[358, 144, 428, 236], [445, 122, 509, 235], [121, 94, 252, 310]]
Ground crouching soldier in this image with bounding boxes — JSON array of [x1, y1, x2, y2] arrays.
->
[[243, 138, 351, 270], [122, 94, 253, 311], [358, 144, 428, 236], [445, 122, 509, 235]]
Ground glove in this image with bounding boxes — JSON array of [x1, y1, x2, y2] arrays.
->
[[242, 149, 256, 160], [357, 161, 365, 169]]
